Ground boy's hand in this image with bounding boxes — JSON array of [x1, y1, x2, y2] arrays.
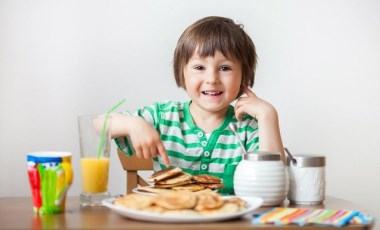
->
[[127, 116, 170, 167], [234, 87, 284, 159], [234, 86, 276, 121]]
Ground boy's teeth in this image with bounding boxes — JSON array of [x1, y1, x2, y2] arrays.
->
[[202, 91, 222, 96]]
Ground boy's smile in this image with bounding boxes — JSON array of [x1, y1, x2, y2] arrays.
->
[[201, 90, 223, 96], [184, 50, 242, 117]]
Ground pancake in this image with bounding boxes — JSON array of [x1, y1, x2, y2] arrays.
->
[[116, 190, 247, 216], [171, 184, 206, 192], [153, 180, 191, 188], [114, 194, 154, 210], [194, 191, 224, 211], [147, 167, 182, 183], [153, 191, 197, 210], [147, 168, 225, 191], [198, 183, 225, 190], [224, 197, 247, 209], [199, 203, 240, 215], [191, 174, 221, 184], [193, 188, 213, 194], [163, 209, 200, 216], [137, 186, 171, 194], [155, 172, 192, 185], [141, 205, 167, 213]]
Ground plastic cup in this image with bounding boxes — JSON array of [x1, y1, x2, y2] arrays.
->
[[77, 115, 112, 206], [27, 151, 73, 214]]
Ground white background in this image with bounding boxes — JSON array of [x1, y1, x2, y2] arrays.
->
[[1, 0, 379, 225]]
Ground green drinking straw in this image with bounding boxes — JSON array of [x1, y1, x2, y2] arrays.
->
[[97, 99, 126, 158]]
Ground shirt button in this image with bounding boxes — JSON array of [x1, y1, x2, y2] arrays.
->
[[204, 151, 210, 157], [201, 141, 207, 147], [201, 164, 207, 170], [197, 132, 204, 137]]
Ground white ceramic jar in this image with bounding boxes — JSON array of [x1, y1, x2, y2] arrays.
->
[[287, 155, 326, 205], [234, 152, 288, 206]]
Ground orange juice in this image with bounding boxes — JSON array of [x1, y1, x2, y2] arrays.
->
[[80, 157, 109, 193]]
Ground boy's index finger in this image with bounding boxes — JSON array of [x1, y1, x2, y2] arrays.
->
[[242, 86, 256, 97], [157, 143, 170, 167]]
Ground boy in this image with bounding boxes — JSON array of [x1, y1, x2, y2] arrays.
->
[[110, 16, 283, 194]]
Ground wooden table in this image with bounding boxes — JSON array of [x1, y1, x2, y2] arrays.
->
[[0, 196, 374, 230]]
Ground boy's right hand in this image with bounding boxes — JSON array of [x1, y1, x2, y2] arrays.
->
[[124, 116, 170, 167]]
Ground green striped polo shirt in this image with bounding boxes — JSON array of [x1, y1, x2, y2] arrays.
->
[[115, 100, 259, 194]]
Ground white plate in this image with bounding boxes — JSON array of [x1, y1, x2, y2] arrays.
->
[[102, 196, 263, 223]]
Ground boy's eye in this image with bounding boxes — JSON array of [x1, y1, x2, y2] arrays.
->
[[194, 65, 205, 70], [220, 66, 232, 71]]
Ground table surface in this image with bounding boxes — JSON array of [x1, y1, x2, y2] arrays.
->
[[0, 196, 374, 230]]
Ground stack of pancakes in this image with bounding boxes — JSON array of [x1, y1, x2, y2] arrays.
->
[[114, 189, 247, 216], [137, 167, 224, 194]]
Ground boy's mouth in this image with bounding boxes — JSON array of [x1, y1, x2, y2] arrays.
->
[[202, 91, 223, 96]]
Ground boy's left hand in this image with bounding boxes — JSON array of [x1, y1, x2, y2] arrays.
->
[[234, 86, 276, 121]]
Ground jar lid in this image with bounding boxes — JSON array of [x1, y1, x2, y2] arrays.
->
[[288, 154, 326, 167], [243, 151, 282, 161]]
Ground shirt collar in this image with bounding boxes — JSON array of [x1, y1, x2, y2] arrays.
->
[[183, 101, 234, 133]]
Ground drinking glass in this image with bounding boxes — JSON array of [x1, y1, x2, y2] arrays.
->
[[78, 115, 112, 206]]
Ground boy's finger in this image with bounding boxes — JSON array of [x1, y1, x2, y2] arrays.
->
[[157, 143, 170, 167], [150, 146, 158, 157], [242, 86, 256, 97], [235, 110, 242, 121], [135, 147, 143, 158], [234, 107, 243, 121], [142, 147, 151, 159]]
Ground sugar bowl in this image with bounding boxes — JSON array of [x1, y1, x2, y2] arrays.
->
[[233, 151, 288, 206]]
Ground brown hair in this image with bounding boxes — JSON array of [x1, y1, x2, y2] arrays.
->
[[173, 16, 257, 96]]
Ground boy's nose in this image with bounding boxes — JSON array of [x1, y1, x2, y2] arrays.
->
[[206, 70, 220, 84]]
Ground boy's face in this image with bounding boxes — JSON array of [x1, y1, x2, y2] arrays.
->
[[184, 50, 242, 115]]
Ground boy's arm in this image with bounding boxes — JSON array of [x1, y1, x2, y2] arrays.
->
[[108, 113, 136, 139], [255, 108, 284, 160], [104, 113, 170, 167], [234, 87, 285, 161]]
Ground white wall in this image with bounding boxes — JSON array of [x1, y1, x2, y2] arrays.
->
[[1, 0, 379, 225]]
